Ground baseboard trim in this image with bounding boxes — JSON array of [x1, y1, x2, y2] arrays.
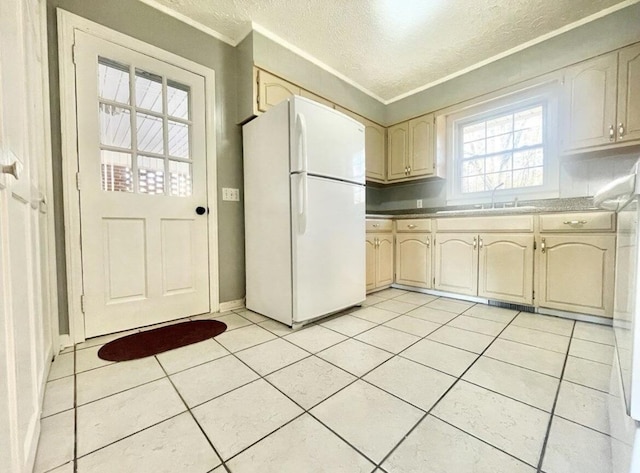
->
[[391, 284, 489, 304], [391, 284, 613, 326], [537, 307, 613, 326], [58, 334, 72, 353], [219, 298, 246, 312]]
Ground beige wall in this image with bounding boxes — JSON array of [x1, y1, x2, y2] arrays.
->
[[47, 0, 244, 333]]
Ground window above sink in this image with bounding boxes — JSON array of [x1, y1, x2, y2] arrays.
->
[[438, 78, 561, 206]]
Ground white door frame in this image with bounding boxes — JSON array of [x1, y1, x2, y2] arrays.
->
[[57, 9, 219, 344]]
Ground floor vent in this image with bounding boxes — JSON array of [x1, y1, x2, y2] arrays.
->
[[487, 300, 535, 313]]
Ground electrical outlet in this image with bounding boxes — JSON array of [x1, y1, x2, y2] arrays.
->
[[416, 199, 423, 208], [222, 188, 240, 201]]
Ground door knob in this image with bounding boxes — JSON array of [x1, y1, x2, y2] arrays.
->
[[195, 206, 208, 215]]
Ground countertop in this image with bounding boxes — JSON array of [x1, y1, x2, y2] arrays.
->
[[366, 197, 603, 219]]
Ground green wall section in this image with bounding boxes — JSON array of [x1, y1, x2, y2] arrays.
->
[[45, 0, 640, 333]]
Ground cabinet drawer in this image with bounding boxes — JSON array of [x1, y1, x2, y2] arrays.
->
[[436, 215, 534, 232], [395, 219, 431, 232], [366, 219, 393, 232], [539, 212, 615, 232]]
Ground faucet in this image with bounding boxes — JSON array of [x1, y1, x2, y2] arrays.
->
[[490, 182, 504, 208]]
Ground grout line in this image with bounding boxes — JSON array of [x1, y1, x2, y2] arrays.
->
[[553, 413, 612, 438], [431, 415, 538, 469], [74, 374, 167, 408], [564, 353, 613, 367], [62, 297, 614, 471], [155, 356, 230, 472], [74, 410, 188, 460], [536, 320, 576, 473], [373, 310, 521, 469]]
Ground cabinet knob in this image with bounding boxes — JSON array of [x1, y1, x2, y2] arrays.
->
[[407, 224, 416, 229], [372, 223, 379, 228], [473, 236, 477, 250], [1, 161, 21, 180], [479, 237, 483, 250], [563, 220, 587, 225], [541, 238, 546, 254], [619, 123, 625, 138], [426, 237, 430, 248], [407, 166, 411, 174], [609, 125, 615, 141]]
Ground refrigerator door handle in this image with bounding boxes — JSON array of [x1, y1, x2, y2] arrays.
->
[[295, 113, 308, 173], [298, 172, 308, 234]]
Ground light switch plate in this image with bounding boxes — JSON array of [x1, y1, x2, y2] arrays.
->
[[416, 199, 423, 208], [222, 188, 240, 201]]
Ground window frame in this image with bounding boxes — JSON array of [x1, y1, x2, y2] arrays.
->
[[444, 81, 560, 205]]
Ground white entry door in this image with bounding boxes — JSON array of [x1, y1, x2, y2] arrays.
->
[[0, 0, 52, 471], [74, 31, 210, 337]]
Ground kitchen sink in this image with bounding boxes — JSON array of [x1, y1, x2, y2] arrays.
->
[[436, 206, 537, 215]]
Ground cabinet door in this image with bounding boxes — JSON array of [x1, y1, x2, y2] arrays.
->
[[395, 233, 431, 288], [365, 121, 386, 182], [387, 122, 409, 181], [300, 89, 334, 109], [376, 234, 394, 288], [617, 43, 640, 143], [335, 106, 386, 183], [408, 114, 434, 177], [366, 235, 377, 292], [433, 233, 478, 296], [478, 234, 533, 304], [561, 53, 618, 151], [538, 235, 615, 317], [257, 69, 300, 113]]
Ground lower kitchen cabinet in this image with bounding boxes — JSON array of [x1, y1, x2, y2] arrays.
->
[[366, 232, 394, 292], [478, 234, 534, 304], [538, 234, 615, 317], [434, 232, 534, 303], [395, 233, 431, 288], [433, 233, 478, 296]]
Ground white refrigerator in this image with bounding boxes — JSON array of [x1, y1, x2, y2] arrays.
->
[[243, 96, 366, 326]]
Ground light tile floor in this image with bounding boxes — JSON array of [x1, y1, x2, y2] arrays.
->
[[35, 289, 615, 473]]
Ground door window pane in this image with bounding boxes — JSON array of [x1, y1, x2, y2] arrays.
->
[[168, 120, 189, 158], [101, 150, 132, 192], [97, 58, 196, 197], [98, 58, 129, 104], [169, 160, 192, 197], [138, 156, 165, 195], [135, 69, 163, 113], [136, 112, 164, 154], [167, 81, 189, 119], [100, 104, 131, 149]]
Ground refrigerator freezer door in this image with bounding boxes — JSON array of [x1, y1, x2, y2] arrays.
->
[[290, 97, 365, 184], [291, 174, 365, 323]]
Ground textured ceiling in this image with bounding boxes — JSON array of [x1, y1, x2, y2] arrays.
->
[[144, 0, 630, 102]]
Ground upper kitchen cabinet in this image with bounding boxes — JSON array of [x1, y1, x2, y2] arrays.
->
[[254, 68, 300, 114], [336, 106, 386, 183], [387, 114, 437, 182], [562, 43, 640, 152], [617, 43, 640, 143], [387, 122, 409, 180]]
